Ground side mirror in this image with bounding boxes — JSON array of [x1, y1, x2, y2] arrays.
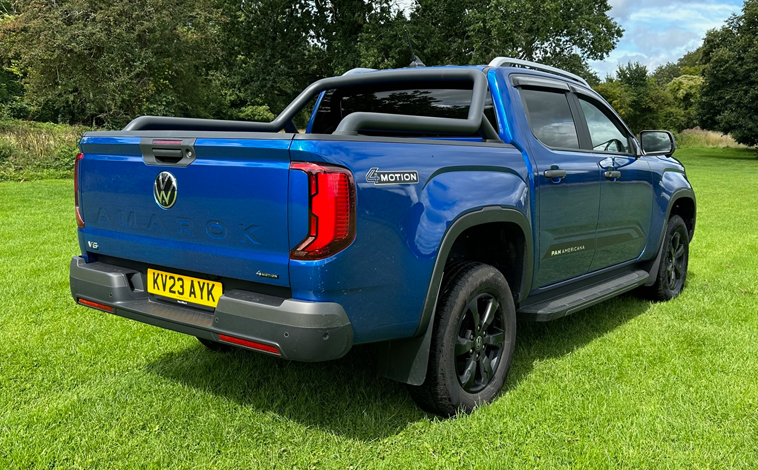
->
[[640, 130, 676, 157]]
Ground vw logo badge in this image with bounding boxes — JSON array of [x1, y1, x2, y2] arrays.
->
[[154, 171, 177, 209]]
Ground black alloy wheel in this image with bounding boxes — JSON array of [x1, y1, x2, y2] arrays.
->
[[638, 214, 690, 302], [665, 229, 687, 292], [408, 262, 517, 416], [455, 293, 505, 393]]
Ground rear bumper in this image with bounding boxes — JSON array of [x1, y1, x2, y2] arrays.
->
[[69, 257, 353, 361]]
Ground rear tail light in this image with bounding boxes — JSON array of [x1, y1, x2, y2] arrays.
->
[[290, 162, 356, 260], [74, 152, 85, 228], [218, 334, 280, 355]]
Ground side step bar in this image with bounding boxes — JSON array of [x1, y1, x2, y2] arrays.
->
[[518, 270, 649, 321]]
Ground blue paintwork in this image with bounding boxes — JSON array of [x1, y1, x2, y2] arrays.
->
[[78, 135, 293, 287], [305, 92, 325, 134], [592, 155, 654, 271], [647, 157, 691, 251], [289, 139, 529, 343], [76, 65, 694, 345]]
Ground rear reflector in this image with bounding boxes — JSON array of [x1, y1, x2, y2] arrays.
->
[[74, 153, 85, 229], [78, 298, 114, 313], [218, 334, 280, 355], [290, 162, 356, 260], [151, 139, 183, 145]]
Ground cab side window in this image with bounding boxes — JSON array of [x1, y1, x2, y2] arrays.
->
[[520, 89, 580, 149], [578, 97, 631, 154]]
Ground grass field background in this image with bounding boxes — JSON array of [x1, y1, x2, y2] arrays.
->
[[1, 147, 757, 468]]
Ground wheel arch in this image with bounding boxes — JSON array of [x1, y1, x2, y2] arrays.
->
[[416, 207, 533, 336], [377, 205, 533, 385], [667, 190, 696, 241], [644, 188, 696, 286]]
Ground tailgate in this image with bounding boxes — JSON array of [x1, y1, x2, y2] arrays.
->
[[78, 133, 293, 287]]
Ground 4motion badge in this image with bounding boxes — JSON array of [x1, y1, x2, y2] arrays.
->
[[366, 167, 419, 185], [154, 171, 178, 209]]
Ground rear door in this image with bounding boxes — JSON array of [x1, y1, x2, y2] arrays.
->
[[78, 133, 293, 287], [517, 85, 601, 288]]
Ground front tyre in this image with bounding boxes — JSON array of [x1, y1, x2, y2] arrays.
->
[[409, 262, 517, 416], [642, 214, 690, 301]]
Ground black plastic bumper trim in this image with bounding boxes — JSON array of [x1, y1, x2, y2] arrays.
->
[[69, 257, 353, 362]]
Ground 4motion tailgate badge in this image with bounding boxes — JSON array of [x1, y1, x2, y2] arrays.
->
[[366, 167, 419, 185]]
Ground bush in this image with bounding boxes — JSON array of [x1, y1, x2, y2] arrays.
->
[[675, 127, 749, 149], [0, 119, 89, 181], [0, 137, 18, 162], [236, 105, 276, 122]]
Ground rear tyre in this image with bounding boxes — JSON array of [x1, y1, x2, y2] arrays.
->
[[408, 262, 517, 416], [641, 215, 690, 302], [197, 336, 234, 353]]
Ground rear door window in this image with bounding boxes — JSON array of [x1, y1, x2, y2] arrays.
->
[[311, 86, 498, 137], [520, 89, 580, 149]]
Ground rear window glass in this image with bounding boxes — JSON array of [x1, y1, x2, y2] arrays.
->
[[311, 85, 499, 137], [520, 89, 580, 149]]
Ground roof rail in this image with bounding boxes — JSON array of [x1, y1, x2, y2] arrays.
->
[[488, 57, 590, 87], [342, 68, 377, 75]]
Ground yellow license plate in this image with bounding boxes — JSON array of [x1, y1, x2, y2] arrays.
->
[[147, 269, 223, 308]]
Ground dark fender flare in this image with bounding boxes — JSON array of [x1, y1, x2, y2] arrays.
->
[[667, 188, 696, 241], [644, 188, 697, 286], [377, 206, 533, 385]]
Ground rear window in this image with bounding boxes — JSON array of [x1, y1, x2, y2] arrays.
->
[[520, 89, 580, 149], [310, 84, 499, 138]]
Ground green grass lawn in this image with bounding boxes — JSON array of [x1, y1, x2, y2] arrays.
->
[[1, 147, 757, 469]]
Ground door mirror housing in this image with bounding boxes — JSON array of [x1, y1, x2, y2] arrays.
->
[[640, 130, 676, 157]]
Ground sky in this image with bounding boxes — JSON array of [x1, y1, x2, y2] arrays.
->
[[591, 0, 745, 77], [396, 0, 745, 77]]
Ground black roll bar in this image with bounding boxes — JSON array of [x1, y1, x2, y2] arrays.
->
[[123, 68, 501, 141]]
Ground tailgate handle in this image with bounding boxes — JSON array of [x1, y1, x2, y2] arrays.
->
[[140, 138, 196, 167], [153, 148, 184, 164]]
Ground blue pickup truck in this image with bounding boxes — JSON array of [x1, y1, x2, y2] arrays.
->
[[69, 58, 695, 416]]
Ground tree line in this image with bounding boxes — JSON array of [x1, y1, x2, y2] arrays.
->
[[1, 0, 757, 146], [552, 0, 758, 146], [594, 50, 704, 137], [0, 0, 621, 127]]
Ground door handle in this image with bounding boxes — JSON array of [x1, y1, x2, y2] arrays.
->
[[544, 169, 567, 179], [604, 170, 621, 179]]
